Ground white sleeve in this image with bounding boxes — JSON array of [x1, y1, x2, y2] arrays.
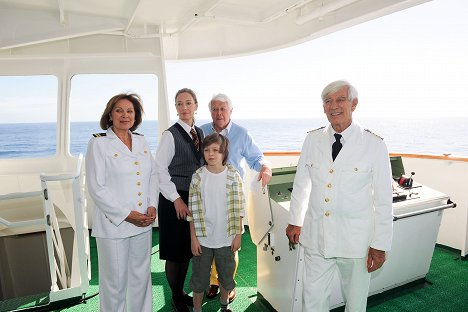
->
[[147, 139, 159, 208], [288, 135, 313, 226], [155, 130, 180, 202], [370, 140, 394, 251], [85, 138, 128, 226]]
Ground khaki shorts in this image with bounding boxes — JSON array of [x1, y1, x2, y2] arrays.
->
[[190, 245, 236, 293]]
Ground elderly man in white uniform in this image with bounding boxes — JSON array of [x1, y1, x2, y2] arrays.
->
[[286, 80, 393, 312]]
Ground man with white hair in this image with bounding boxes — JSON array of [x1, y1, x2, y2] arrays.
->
[[200, 93, 272, 302], [286, 80, 393, 311]]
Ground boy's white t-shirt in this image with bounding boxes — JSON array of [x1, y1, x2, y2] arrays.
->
[[198, 166, 234, 248]]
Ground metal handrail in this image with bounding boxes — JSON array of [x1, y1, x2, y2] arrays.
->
[[393, 200, 456, 221]]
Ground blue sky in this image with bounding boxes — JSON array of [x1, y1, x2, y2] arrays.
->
[[165, 0, 468, 120], [1, 0, 467, 123]]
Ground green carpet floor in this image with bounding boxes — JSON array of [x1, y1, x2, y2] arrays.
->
[[56, 229, 265, 312], [3, 228, 467, 311], [365, 245, 468, 312]]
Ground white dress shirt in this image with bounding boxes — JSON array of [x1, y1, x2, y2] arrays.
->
[[155, 119, 198, 202]]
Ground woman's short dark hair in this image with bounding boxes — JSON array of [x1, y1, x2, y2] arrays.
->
[[202, 133, 229, 166], [175, 88, 198, 104], [100, 93, 144, 131]]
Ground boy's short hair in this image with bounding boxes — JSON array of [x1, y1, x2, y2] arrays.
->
[[202, 133, 229, 165]]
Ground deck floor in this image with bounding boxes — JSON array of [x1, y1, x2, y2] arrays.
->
[[2, 228, 467, 312]]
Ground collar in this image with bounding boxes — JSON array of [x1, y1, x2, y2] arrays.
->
[[177, 119, 195, 134], [106, 127, 133, 139], [328, 121, 358, 144], [211, 119, 232, 135]]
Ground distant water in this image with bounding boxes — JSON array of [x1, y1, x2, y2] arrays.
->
[[0, 117, 467, 159]]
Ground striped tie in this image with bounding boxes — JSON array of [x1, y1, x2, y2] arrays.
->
[[190, 128, 199, 151]]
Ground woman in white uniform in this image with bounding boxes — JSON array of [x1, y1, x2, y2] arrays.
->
[[86, 93, 158, 312]]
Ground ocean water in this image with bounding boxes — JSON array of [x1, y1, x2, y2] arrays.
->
[[0, 117, 467, 159]]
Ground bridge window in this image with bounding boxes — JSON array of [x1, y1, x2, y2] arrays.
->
[[0, 75, 58, 159], [69, 74, 159, 156]]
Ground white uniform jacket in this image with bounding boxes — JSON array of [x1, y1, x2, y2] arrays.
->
[[86, 128, 158, 239], [288, 122, 393, 258]]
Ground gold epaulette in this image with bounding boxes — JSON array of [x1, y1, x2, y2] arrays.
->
[[307, 126, 325, 133], [92, 133, 107, 137], [365, 129, 383, 140]]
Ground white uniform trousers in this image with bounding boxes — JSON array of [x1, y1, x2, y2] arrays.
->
[[96, 230, 153, 312], [303, 247, 370, 312]]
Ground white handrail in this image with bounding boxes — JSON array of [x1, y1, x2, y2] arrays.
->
[[0, 190, 42, 200], [40, 154, 83, 182], [42, 154, 84, 291], [0, 190, 44, 228], [0, 217, 43, 228], [0, 154, 89, 300]]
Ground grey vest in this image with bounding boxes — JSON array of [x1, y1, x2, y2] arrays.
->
[[167, 123, 204, 191]]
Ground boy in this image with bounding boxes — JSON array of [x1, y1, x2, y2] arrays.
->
[[187, 133, 245, 312]]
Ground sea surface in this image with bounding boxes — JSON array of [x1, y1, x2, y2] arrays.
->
[[1, 117, 467, 159]]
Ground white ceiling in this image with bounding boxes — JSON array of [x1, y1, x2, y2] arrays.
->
[[0, 0, 431, 60]]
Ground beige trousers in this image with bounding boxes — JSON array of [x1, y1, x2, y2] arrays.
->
[[209, 250, 239, 286]]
